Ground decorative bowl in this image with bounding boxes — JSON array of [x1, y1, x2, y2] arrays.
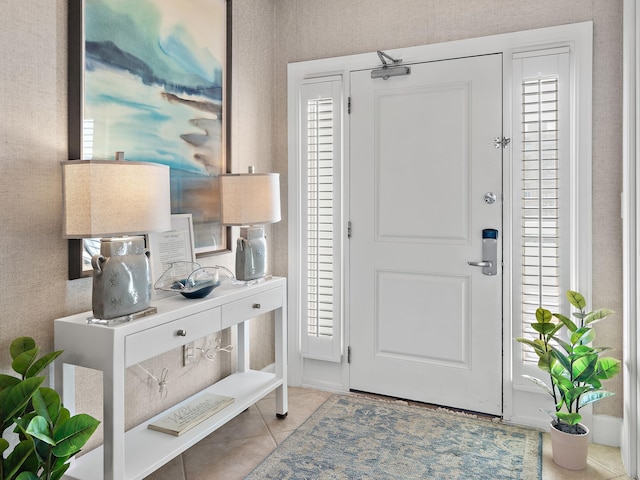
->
[[154, 262, 234, 299]]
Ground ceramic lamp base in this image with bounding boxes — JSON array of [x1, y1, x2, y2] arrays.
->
[[235, 226, 267, 281], [91, 236, 152, 320]]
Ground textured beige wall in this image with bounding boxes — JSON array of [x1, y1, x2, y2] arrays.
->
[[272, 0, 624, 417], [0, 0, 276, 450], [0, 0, 624, 447]]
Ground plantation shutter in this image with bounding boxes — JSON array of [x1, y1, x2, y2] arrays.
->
[[299, 77, 343, 362], [512, 48, 571, 367]]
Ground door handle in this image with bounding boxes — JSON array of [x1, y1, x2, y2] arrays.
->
[[468, 261, 493, 267], [468, 229, 498, 276]]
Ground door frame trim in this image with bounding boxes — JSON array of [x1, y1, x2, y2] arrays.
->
[[288, 20, 594, 429]]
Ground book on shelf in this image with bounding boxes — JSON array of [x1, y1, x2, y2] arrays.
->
[[148, 393, 235, 436]]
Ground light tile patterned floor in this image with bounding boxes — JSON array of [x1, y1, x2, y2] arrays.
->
[[146, 387, 632, 480]]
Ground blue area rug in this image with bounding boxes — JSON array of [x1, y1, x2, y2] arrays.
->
[[247, 394, 542, 479]]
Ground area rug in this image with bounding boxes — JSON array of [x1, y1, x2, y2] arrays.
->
[[246, 394, 542, 479]]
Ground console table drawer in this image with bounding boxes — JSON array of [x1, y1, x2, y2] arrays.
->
[[221, 289, 282, 329], [126, 308, 221, 365]]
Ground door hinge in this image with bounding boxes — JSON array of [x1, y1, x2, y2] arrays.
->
[[348, 96, 352, 114], [347, 221, 352, 238], [494, 136, 511, 149], [347, 346, 351, 363]]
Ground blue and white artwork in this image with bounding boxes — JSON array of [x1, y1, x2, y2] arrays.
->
[[83, 0, 227, 253]]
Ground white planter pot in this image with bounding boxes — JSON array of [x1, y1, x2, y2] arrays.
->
[[549, 421, 590, 470]]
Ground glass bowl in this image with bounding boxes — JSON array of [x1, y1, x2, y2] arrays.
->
[[154, 262, 234, 299]]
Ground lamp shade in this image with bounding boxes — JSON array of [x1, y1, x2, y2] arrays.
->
[[219, 172, 281, 225], [61, 160, 171, 238]]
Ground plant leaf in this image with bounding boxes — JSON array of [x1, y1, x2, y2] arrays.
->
[[536, 308, 553, 323], [584, 308, 614, 325], [0, 373, 20, 393], [16, 472, 40, 480], [0, 437, 9, 455], [26, 415, 56, 446], [54, 406, 71, 431], [52, 414, 100, 457], [550, 347, 572, 374], [567, 290, 586, 310], [11, 348, 39, 377], [3, 439, 35, 479], [522, 375, 555, 397], [596, 357, 622, 379], [556, 411, 582, 425], [26, 350, 63, 379], [572, 354, 598, 382], [32, 387, 61, 425], [563, 385, 593, 406], [570, 327, 595, 346], [49, 463, 71, 480], [553, 312, 577, 332], [579, 390, 615, 409], [0, 377, 44, 430], [10, 337, 36, 360], [532, 322, 558, 335], [515, 337, 547, 356]]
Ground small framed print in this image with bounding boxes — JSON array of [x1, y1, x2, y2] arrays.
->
[[147, 214, 196, 299]]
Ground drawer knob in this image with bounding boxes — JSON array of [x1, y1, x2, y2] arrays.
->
[[177, 329, 187, 337], [253, 303, 261, 309]]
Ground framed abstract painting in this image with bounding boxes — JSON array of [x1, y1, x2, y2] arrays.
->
[[68, 0, 231, 278]]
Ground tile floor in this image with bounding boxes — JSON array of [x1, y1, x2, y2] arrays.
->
[[146, 386, 632, 480]]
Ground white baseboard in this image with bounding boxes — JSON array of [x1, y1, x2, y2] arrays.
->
[[592, 414, 622, 447]]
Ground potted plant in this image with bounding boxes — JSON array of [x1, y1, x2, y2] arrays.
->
[[515, 290, 621, 470], [1, 337, 100, 480]]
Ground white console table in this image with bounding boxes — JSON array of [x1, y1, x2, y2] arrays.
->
[[54, 277, 287, 480]]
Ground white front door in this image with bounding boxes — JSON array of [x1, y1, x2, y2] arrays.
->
[[349, 54, 503, 415]]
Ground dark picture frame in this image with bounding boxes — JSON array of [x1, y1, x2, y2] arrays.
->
[[68, 0, 232, 279]]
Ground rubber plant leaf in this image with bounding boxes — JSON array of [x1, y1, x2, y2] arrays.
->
[[572, 354, 598, 383], [3, 439, 35, 480], [596, 357, 622, 379], [0, 437, 8, 455], [26, 415, 56, 446], [32, 387, 61, 425], [515, 337, 547, 356], [9, 337, 36, 360], [563, 385, 592, 406], [566, 290, 586, 310], [570, 327, 595, 346], [532, 322, 558, 335], [522, 374, 555, 397], [52, 414, 100, 457], [54, 406, 71, 431], [11, 348, 39, 377], [553, 312, 577, 332], [16, 473, 40, 480], [49, 463, 71, 480], [579, 390, 615, 409], [536, 307, 553, 323], [556, 411, 582, 426], [0, 374, 21, 392], [0, 377, 44, 430], [26, 350, 63, 379], [584, 308, 614, 326]]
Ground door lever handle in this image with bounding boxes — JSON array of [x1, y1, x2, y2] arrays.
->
[[468, 261, 493, 267]]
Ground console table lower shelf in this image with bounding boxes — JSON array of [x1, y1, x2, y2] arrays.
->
[[65, 370, 282, 480]]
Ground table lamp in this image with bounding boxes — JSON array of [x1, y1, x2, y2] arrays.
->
[[219, 167, 281, 281], [62, 159, 171, 320]]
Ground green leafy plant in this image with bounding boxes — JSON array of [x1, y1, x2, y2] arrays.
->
[[516, 291, 621, 435], [0, 337, 100, 480]]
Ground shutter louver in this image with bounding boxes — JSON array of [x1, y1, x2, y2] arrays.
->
[[520, 78, 561, 364], [306, 98, 334, 338]]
